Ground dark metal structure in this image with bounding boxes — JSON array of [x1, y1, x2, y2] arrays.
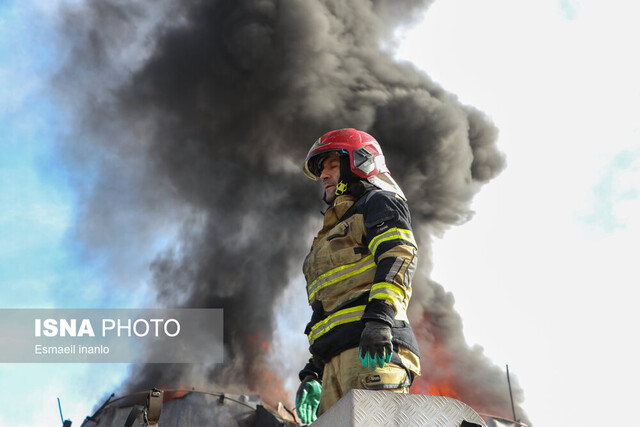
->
[[80, 389, 296, 427]]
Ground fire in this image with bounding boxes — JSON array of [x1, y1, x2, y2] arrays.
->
[[427, 383, 458, 398], [409, 309, 460, 399], [411, 372, 460, 399], [165, 387, 190, 400], [246, 332, 291, 409], [154, 385, 191, 401], [407, 308, 525, 422], [258, 368, 290, 408]]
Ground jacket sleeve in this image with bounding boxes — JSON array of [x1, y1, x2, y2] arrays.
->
[[298, 356, 325, 382], [300, 301, 326, 382], [360, 191, 418, 326]]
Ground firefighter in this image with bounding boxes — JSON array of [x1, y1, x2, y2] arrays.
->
[[295, 128, 421, 423]]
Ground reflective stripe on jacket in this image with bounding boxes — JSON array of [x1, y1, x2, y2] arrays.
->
[[302, 189, 421, 372]]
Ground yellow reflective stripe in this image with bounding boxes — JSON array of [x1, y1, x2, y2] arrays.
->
[[368, 228, 416, 257], [369, 282, 405, 301], [369, 293, 397, 305], [307, 255, 375, 302], [308, 305, 365, 345], [369, 283, 409, 319]]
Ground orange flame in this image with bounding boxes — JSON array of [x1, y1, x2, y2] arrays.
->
[[410, 310, 460, 399], [246, 332, 291, 409], [409, 308, 524, 421], [165, 387, 190, 400], [155, 385, 191, 401]]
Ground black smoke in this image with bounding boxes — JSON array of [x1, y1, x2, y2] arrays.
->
[[52, 0, 528, 423]]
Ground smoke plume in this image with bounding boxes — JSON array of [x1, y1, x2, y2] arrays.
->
[[52, 0, 528, 423]]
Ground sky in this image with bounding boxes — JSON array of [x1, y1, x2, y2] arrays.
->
[[1, 0, 639, 426], [396, 1, 640, 425]]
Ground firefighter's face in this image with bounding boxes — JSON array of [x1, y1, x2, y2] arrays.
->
[[320, 154, 341, 203]]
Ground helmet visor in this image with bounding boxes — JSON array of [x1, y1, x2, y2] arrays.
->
[[304, 149, 344, 179]]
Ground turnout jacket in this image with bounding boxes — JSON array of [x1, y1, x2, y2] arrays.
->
[[299, 186, 421, 382]]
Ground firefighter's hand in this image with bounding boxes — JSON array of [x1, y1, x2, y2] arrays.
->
[[359, 320, 393, 370], [295, 375, 321, 424]]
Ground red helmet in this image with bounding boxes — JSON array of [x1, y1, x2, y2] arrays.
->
[[303, 128, 389, 180]]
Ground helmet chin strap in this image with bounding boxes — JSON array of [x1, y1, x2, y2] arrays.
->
[[321, 179, 349, 204], [335, 180, 348, 196], [335, 152, 355, 197], [322, 153, 353, 204]]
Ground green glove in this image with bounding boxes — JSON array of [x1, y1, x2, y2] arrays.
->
[[295, 376, 321, 424], [359, 320, 393, 370]]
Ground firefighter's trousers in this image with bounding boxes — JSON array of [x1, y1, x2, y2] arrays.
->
[[317, 347, 410, 416]]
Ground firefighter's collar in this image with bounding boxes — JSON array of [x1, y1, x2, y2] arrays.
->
[[322, 194, 356, 226]]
